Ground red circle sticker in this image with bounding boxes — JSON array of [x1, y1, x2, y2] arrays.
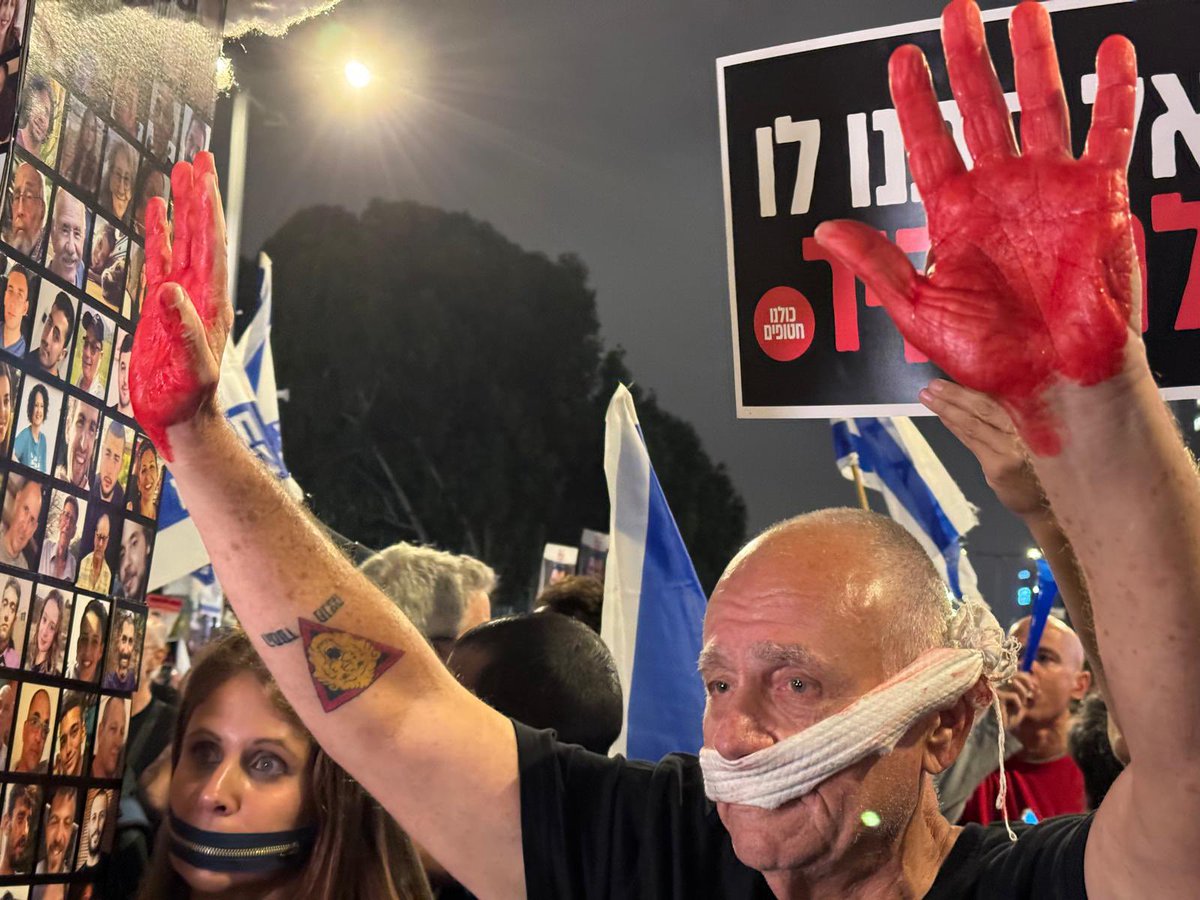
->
[[753, 287, 815, 362]]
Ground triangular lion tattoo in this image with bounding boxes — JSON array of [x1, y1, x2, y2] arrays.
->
[[299, 618, 405, 712]]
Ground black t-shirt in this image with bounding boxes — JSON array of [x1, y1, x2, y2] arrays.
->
[[515, 722, 1091, 899]]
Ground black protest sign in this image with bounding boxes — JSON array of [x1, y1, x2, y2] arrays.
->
[[719, 0, 1200, 417]]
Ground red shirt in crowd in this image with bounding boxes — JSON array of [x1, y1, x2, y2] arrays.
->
[[959, 755, 1086, 825]]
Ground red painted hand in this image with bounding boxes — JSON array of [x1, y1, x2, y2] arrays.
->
[[815, 0, 1140, 454], [129, 152, 232, 460]]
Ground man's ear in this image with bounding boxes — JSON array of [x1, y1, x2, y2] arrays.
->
[[923, 695, 975, 775], [1072, 669, 1092, 702]]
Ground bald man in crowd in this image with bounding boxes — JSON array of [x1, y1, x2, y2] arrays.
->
[[143, 3, 1199, 898], [958, 617, 1090, 824]]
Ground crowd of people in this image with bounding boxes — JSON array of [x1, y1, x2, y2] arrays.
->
[[6, 0, 1187, 898]]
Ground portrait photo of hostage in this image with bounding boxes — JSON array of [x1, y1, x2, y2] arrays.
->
[[0, 576, 29, 669], [132, 165, 168, 237], [1, 261, 34, 357], [115, 519, 152, 601], [97, 130, 136, 226], [23, 588, 70, 676], [110, 66, 140, 135], [0, 359, 16, 456], [66, 597, 106, 684], [92, 417, 130, 510], [10, 681, 57, 773], [12, 375, 61, 474], [14, 74, 63, 167], [44, 187, 89, 289], [1, 158, 48, 261], [179, 105, 209, 164], [24, 282, 76, 380], [126, 435, 161, 520], [38, 491, 82, 583], [125, 244, 144, 320], [53, 395, 99, 491], [85, 216, 126, 310], [107, 328, 132, 418], [0, 472, 46, 570], [0, 781, 41, 874], [74, 788, 112, 872], [69, 308, 112, 401], [51, 690, 92, 777], [58, 96, 103, 193], [0, 676, 15, 766], [36, 785, 77, 877], [75, 509, 113, 594], [88, 694, 125, 779], [102, 606, 142, 691], [144, 79, 180, 164]]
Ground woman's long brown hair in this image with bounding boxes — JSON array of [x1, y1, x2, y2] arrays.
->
[[138, 630, 432, 900]]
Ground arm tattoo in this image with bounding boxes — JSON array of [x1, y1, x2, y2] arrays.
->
[[261, 627, 300, 647], [312, 594, 345, 623], [299, 617, 405, 712]]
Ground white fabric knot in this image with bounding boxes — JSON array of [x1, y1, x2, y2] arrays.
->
[[947, 594, 1019, 703]]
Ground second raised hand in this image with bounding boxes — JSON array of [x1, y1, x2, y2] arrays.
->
[[815, 0, 1140, 455]]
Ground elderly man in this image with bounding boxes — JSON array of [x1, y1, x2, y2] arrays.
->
[[359, 542, 494, 662], [2, 163, 45, 258], [0, 477, 42, 569], [11, 688, 50, 774], [138, 3, 1198, 898], [76, 512, 112, 594], [46, 189, 87, 288]]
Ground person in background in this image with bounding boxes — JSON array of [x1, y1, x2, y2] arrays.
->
[[533, 575, 604, 634], [0, 578, 21, 667], [359, 543, 494, 662], [0, 476, 41, 568], [134, 630, 432, 900], [0, 784, 38, 874], [14, 382, 50, 472], [1068, 693, 1125, 810], [2, 266, 30, 356]]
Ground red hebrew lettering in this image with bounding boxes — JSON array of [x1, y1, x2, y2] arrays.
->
[[1150, 193, 1200, 331], [802, 236, 859, 351]]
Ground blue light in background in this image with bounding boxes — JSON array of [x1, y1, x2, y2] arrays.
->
[[1017, 587, 1033, 606], [1018, 568, 1031, 580]]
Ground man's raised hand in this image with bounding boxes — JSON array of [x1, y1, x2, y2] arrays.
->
[[129, 151, 232, 459], [815, 0, 1140, 454]]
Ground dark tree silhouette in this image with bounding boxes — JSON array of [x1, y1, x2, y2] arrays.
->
[[241, 200, 745, 608]]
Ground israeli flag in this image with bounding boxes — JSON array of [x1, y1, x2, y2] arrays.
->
[[600, 385, 707, 761], [831, 417, 980, 600], [149, 254, 301, 590]]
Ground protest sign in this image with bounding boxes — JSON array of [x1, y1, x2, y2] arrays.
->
[[719, 0, 1200, 416]]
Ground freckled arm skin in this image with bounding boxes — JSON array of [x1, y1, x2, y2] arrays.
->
[[128, 153, 524, 899], [817, 2, 1199, 896]]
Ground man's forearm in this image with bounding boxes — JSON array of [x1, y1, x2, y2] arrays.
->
[[1030, 349, 1200, 766]]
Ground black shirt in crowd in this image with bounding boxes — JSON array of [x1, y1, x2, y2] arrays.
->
[[515, 722, 1091, 899]]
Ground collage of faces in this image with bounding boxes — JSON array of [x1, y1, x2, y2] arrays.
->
[[0, 0, 222, 895]]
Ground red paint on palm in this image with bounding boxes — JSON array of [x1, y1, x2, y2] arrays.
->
[[815, 1, 1140, 454], [129, 152, 228, 460]]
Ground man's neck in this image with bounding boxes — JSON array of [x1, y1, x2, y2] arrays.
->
[[1014, 712, 1071, 762], [56, 538, 69, 559], [2, 321, 19, 343], [765, 783, 958, 900]]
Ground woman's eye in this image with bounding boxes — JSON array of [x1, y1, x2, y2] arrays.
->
[[248, 753, 286, 778], [188, 741, 221, 767]]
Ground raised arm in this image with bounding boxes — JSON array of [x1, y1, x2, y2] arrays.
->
[[129, 153, 524, 899], [816, 2, 1196, 895]]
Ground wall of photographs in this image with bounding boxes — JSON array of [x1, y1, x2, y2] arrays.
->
[[0, 2, 225, 896]]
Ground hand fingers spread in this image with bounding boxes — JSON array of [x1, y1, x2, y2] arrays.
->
[[889, 44, 966, 198], [814, 220, 920, 330], [1083, 34, 1138, 171], [942, 0, 1018, 166], [1011, 1, 1071, 158], [170, 161, 194, 276], [144, 197, 172, 290]]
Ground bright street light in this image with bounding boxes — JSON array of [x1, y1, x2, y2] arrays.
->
[[345, 59, 372, 89], [1025, 547, 1043, 561]]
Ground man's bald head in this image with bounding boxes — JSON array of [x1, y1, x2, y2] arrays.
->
[[1010, 615, 1086, 672], [718, 509, 953, 674], [1009, 615, 1090, 725]]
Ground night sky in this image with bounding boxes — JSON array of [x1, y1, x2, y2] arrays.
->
[[216, 0, 1133, 624]]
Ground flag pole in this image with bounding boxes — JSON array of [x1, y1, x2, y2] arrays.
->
[[849, 456, 869, 511]]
